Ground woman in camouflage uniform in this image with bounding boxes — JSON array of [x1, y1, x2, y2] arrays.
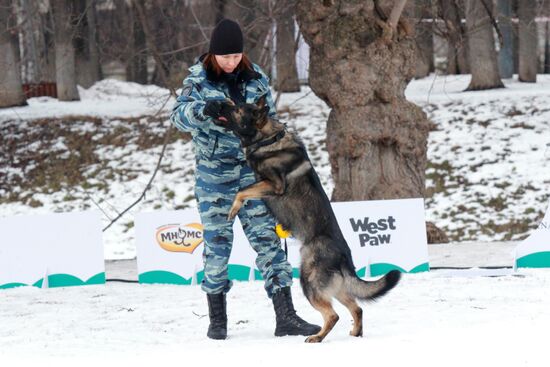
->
[[170, 19, 320, 340]]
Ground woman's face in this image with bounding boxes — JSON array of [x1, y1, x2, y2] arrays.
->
[[215, 53, 243, 73]]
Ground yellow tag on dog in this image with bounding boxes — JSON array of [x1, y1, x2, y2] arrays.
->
[[275, 224, 291, 239]]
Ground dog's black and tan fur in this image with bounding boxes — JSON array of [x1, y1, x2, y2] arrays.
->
[[211, 97, 401, 343]]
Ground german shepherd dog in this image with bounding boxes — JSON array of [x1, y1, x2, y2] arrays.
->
[[210, 96, 401, 343]]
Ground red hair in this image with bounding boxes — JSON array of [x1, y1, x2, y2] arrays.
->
[[203, 53, 254, 77]]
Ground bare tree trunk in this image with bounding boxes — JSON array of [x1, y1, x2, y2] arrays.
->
[[39, 3, 56, 82], [133, 0, 177, 97], [17, 0, 56, 83], [512, 1, 519, 74], [275, 0, 300, 92], [439, 0, 469, 74], [296, 1, 431, 202], [17, 0, 39, 83], [52, 0, 80, 100], [544, 1, 550, 73], [497, 0, 514, 78], [86, 0, 102, 84], [545, 20, 550, 74], [125, 2, 148, 84], [464, 0, 503, 90], [518, 0, 537, 82], [74, 0, 102, 88], [0, 0, 26, 107], [415, 0, 434, 78]]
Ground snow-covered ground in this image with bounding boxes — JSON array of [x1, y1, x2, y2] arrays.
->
[[2, 76, 550, 365], [406, 75, 550, 242], [1, 268, 548, 365]]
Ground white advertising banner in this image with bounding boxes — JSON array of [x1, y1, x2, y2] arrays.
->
[[515, 202, 550, 268], [135, 198, 429, 286], [135, 208, 259, 285], [284, 198, 429, 277], [0, 211, 105, 289]]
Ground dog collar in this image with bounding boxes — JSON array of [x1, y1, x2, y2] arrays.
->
[[244, 129, 286, 153]]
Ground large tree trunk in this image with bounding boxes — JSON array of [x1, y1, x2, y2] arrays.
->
[[517, 0, 537, 82], [545, 1, 550, 74], [39, 3, 56, 82], [464, 0, 503, 90], [51, 0, 80, 101], [86, 0, 102, 83], [512, 3, 519, 74], [296, 1, 431, 202], [75, 0, 102, 88], [125, 2, 148, 84], [0, 0, 26, 107], [545, 21, 550, 74], [439, 0, 469, 74], [415, 0, 434, 78], [18, 0, 39, 83], [275, 0, 300, 92], [17, 0, 56, 83], [497, 0, 514, 78]]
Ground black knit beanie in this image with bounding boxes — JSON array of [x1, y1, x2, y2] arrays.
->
[[209, 19, 244, 55]]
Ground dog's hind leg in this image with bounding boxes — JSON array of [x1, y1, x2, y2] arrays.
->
[[304, 295, 339, 343], [335, 291, 363, 337]]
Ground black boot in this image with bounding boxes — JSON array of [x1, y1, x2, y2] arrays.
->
[[206, 293, 227, 340], [272, 287, 321, 337]]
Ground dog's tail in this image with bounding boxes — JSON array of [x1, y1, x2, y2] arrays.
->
[[344, 269, 401, 301]]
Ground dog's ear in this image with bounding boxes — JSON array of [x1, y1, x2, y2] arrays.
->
[[255, 105, 270, 129]]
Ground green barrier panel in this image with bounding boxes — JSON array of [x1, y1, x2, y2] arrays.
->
[[137, 261, 430, 286], [516, 252, 550, 268], [0, 282, 28, 290], [1, 272, 105, 290], [139, 265, 250, 285], [368, 262, 430, 277]]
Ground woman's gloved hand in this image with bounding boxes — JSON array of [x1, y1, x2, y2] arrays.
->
[[203, 100, 224, 121]]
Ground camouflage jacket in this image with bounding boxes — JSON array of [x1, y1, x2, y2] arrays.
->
[[170, 57, 277, 166]]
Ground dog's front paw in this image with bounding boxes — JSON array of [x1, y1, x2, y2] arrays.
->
[[305, 335, 323, 343], [349, 329, 363, 337], [227, 201, 242, 221]]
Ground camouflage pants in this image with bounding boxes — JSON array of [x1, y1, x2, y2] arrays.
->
[[194, 159, 293, 298]]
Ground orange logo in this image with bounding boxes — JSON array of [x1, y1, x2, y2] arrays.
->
[[156, 223, 204, 253]]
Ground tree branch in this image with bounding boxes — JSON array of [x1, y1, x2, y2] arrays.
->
[[103, 0, 179, 232], [388, 0, 408, 31], [102, 129, 173, 232], [480, 0, 503, 47], [189, 1, 209, 42]]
